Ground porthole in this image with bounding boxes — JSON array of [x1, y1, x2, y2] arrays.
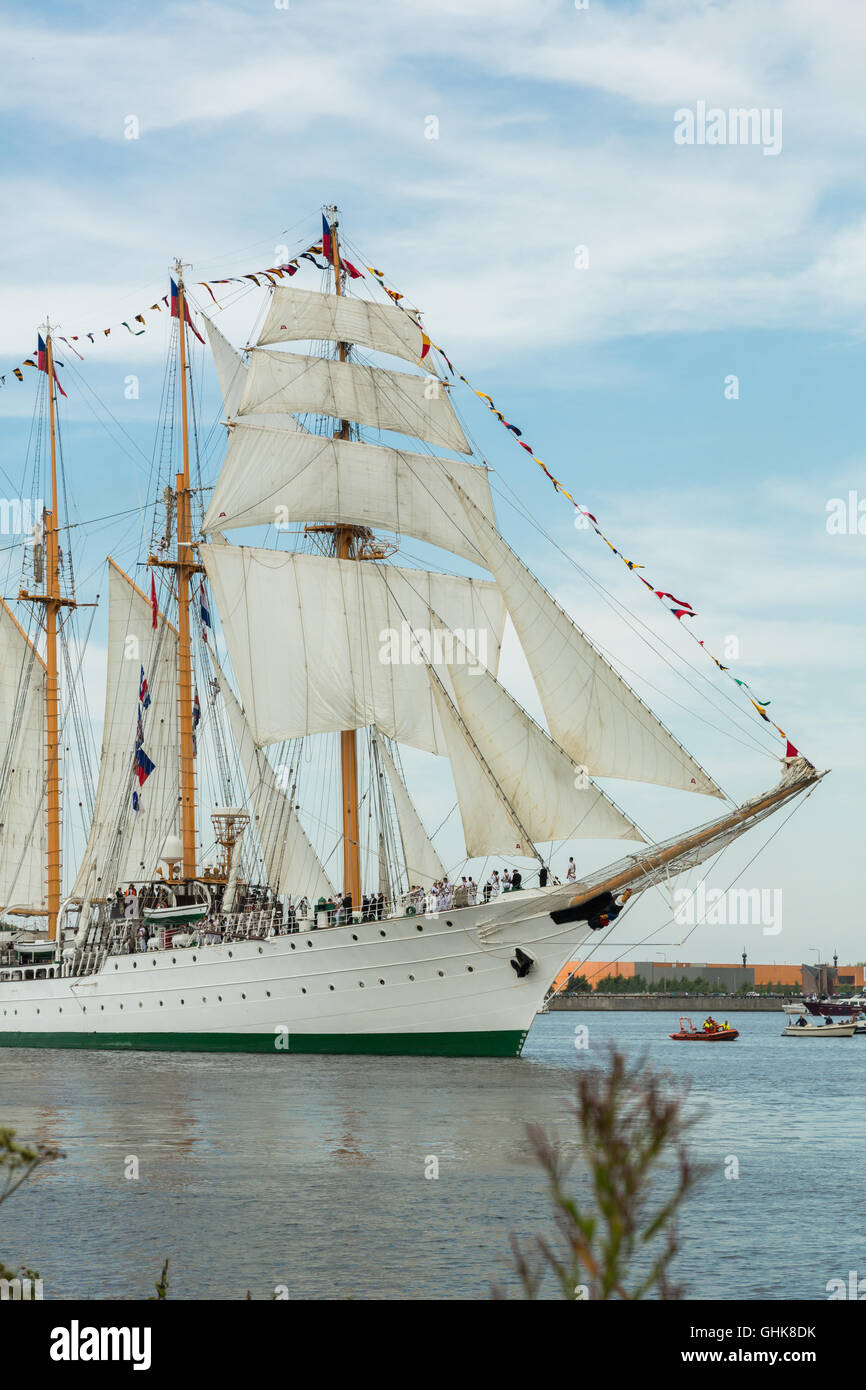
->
[[180, 999, 184, 1005], [228, 951, 233, 958], [218, 995, 222, 1002], [172, 956, 177, 964], [416, 923, 424, 932], [328, 985, 335, 992], [266, 990, 271, 998], [159, 1000, 163, 1007], [379, 979, 385, 985], [192, 955, 197, 963], [379, 929, 386, 938], [408, 975, 415, 982], [241, 993, 246, 1000], [152, 959, 157, 966], [290, 943, 296, 950], [306, 939, 313, 947], [114, 963, 118, 970], [438, 970, 445, 977], [258, 947, 263, 954], [119, 1003, 124, 1010], [467, 966, 474, 973], [132, 961, 137, 968], [446, 920, 453, 927], [36, 1008, 40, 1015], [202, 996, 207, 1003], [359, 981, 365, 988], [352, 934, 358, 942], [301, 987, 307, 994], [138, 1001, 142, 1008]]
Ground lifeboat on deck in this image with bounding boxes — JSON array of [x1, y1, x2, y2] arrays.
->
[[669, 1015, 739, 1041]]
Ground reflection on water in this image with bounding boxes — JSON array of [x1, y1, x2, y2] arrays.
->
[[2, 1012, 864, 1299]]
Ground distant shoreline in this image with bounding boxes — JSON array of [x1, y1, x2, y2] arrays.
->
[[547, 995, 792, 1013]]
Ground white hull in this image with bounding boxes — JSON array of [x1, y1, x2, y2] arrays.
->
[[0, 885, 592, 1056]]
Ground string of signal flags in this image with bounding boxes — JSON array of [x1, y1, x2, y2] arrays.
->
[[0, 217, 800, 762]]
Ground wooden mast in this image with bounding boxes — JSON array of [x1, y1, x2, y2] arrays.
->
[[149, 265, 202, 883], [43, 329, 63, 938], [329, 208, 362, 908], [17, 325, 78, 938]]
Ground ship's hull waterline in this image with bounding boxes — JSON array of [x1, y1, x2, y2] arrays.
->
[[0, 887, 593, 1058]]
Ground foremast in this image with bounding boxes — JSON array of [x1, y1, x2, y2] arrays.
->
[[148, 264, 202, 884], [17, 324, 78, 939]]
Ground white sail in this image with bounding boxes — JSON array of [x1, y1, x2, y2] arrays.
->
[[258, 286, 429, 368], [203, 423, 493, 562], [377, 738, 445, 888], [238, 349, 471, 454], [456, 486, 723, 798], [212, 659, 335, 902], [445, 648, 644, 846], [70, 562, 180, 900], [203, 316, 306, 435], [427, 675, 537, 860], [0, 602, 46, 912], [199, 543, 506, 755], [204, 316, 248, 420]]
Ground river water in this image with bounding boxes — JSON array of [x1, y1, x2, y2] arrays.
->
[[2, 1011, 863, 1300]]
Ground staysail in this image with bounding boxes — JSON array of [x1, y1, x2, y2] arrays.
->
[[0, 602, 47, 912], [376, 737, 445, 888], [212, 657, 335, 902], [70, 561, 180, 900], [443, 641, 645, 848], [453, 483, 723, 798]]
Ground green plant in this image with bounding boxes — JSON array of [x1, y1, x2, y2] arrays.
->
[[495, 1049, 703, 1300], [0, 1127, 63, 1284]]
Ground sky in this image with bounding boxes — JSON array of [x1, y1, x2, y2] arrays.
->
[[0, 0, 864, 967]]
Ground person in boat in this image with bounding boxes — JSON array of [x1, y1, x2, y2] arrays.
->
[[490, 870, 501, 899], [483, 878, 492, 903], [502, 869, 512, 890], [468, 877, 477, 905], [795, 1016, 808, 1027], [703, 1016, 717, 1032], [454, 879, 468, 909], [511, 868, 522, 891], [137, 923, 148, 953], [566, 857, 576, 882], [539, 864, 549, 887], [824, 1015, 834, 1025]]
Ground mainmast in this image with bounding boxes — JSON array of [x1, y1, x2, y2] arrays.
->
[[149, 264, 201, 883], [18, 324, 76, 939], [328, 207, 361, 905]]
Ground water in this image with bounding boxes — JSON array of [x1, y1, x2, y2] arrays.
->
[[2, 1011, 863, 1300]]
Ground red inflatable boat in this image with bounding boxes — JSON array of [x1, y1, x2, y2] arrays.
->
[[669, 1016, 739, 1042]]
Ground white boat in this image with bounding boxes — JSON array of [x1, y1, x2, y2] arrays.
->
[[0, 209, 824, 1056], [783, 1008, 856, 1038]]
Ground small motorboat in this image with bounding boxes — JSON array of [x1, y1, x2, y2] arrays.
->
[[782, 1004, 856, 1037], [669, 1016, 739, 1041], [783, 1018, 857, 1037]]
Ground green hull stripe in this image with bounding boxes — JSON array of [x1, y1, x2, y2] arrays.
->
[[0, 1029, 527, 1058]]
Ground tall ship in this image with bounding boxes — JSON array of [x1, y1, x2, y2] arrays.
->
[[0, 208, 821, 1056]]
